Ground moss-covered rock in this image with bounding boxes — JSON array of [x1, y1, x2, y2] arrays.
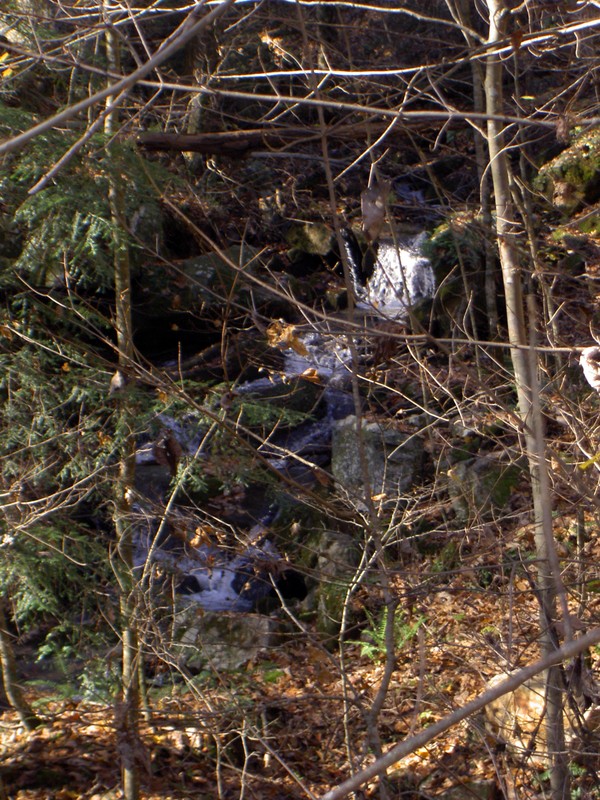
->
[[425, 213, 488, 286], [535, 128, 600, 216], [331, 415, 423, 509], [140, 244, 262, 318], [423, 213, 492, 335], [446, 454, 521, 523], [171, 606, 278, 670], [300, 531, 361, 637], [286, 222, 333, 257]]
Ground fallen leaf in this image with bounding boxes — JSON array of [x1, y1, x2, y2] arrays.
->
[[266, 320, 308, 355], [300, 367, 321, 383]]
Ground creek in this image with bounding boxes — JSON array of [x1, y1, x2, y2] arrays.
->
[[133, 232, 435, 612]]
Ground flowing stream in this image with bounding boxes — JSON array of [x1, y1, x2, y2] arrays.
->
[[135, 232, 435, 611]]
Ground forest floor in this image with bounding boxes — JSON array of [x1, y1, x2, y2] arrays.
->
[[2, 508, 600, 800]]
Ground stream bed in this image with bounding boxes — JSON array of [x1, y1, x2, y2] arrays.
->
[[133, 232, 435, 612]]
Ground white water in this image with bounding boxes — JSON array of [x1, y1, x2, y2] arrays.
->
[[282, 232, 435, 382], [283, 330, 353, 384], [356, 233, 435, 319]]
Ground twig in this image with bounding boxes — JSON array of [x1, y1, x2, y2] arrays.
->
[[319, 628, 600, 800]]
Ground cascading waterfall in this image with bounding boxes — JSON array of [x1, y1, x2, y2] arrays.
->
[[135, 231, 435, 612], [356, 233, 435, 318]]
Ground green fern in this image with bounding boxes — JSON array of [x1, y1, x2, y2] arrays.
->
[[351, 607, 425, 662]]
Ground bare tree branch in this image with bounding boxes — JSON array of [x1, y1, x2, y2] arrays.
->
[[320, 629, 600, 800], [0, 0, 236, 158]]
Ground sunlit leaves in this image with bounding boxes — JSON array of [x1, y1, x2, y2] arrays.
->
[[266, 320, 309, 356]]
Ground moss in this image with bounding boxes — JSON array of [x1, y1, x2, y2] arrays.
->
[[286, 222, 333, 256], [577, 210, 600, 236], [535, 128, 600, 215], [551, 211, 600, 238]]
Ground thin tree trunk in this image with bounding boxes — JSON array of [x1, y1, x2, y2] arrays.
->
[[0, 597, 40, 731], [484, 3, 568, 798], [110, 176, 141, 800], [105, 23, 141, 800], [449, 0, 498, 338]]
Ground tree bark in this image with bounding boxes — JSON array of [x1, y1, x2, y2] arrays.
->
[[448, 0, 498, 337], [484, 3, 568, 798], [136, 121, 423, 156], [0, 597, 40, 731], [105, 23, 141, 800]]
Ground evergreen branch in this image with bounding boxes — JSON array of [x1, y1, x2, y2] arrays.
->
[[0, 0, 236, 163]]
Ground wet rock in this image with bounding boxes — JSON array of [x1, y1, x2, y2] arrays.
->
[[237, 374, 323, 417]]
